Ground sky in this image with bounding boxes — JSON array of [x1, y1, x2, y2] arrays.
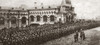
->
[[0, 0, 100, 19]]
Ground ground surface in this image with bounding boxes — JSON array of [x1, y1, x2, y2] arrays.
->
[[41, 27, 100, 45]]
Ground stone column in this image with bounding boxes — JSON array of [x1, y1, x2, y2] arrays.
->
[[28, 18, 31, 25], [34, 17, 37, 22], [41, 17, 43, 22], [18, 19, 22, 27], [16, 19, 18, 27], [47, 17, 50, 23]]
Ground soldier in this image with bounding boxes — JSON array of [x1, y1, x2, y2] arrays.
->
[[74, 31, 79, 42], [80, 29, 86, 40], [82, 31, 86, 40]]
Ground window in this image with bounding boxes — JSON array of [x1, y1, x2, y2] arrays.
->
[[21, 17, 26, 24], [37, 16, 40, 21], [11, 17, 16, 24], [30, 16, 34, 21], [43, 15, 47, 22], [50, 15, 55, 22]]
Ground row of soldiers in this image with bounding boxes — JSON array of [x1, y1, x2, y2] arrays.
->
[[74, 29, 86, 42]]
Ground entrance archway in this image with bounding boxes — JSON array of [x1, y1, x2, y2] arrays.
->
[[30, 16, 34, 22], [50, 15, 55, 22], [11, 17, 16, 24], [21, 17, 27, 24]]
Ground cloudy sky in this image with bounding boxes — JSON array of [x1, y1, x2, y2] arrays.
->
[[0, 0, 100, 19]]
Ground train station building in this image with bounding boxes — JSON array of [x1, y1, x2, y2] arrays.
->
[[0, 0, 76, 28]]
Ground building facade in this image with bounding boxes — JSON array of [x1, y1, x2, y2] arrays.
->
[[0, 0, 76, 28]]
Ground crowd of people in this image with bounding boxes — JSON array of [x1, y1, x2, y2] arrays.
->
[[0, 20, 100, 45]]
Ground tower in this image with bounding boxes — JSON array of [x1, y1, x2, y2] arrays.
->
[[60, 0, 72, 13], [59, 0, 75, 23]]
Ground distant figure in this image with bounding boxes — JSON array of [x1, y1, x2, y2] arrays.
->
[[74, 31, 79, 42], [80, 29, 86, 40]]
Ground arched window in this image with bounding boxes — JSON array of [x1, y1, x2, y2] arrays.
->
[[21, 17, 27, 24], [30, 16, 34, 21], [43, 15, 47, 22], [50, 15, 55, 22], [11, 17, 16, 24], [37, 16, 40, 21], [0, 17, 4, 25]]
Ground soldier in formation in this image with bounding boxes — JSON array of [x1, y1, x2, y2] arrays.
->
[[74, 31, 79, 42]]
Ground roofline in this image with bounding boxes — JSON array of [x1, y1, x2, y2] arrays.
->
[[0, 9, 27, 12], [28, 8, 58, 11], [0, 8, 59, 11]]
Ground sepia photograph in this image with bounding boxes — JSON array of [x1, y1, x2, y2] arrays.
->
[[0, 0, 100, 45]]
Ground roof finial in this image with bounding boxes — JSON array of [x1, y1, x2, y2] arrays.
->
[[61, 0, 72, 6]]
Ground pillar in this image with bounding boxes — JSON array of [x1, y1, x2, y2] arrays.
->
[[47, 17, 50, 23], [28, 18, 31, 25], [41, 17, 43, 22], [16, 19, 18, 27], [18, 19, 22, 27], [34, 17, 37, 22], [55, 17, 57, 22]]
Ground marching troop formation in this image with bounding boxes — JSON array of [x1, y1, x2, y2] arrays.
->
[[0, 20, 100, 45]]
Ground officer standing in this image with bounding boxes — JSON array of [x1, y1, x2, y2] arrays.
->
[[74, 31, 79, 42], [80, 29, 86, 40]]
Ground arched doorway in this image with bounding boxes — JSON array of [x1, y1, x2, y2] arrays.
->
[[36, 15, 40, 21], [0, 17, 5, 25], [30, 16, 34, 22], [11, 17, 16, 24], [43, 15, 47, 22], [50, 15, 55, 22], [21, 17, 27, 24]]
